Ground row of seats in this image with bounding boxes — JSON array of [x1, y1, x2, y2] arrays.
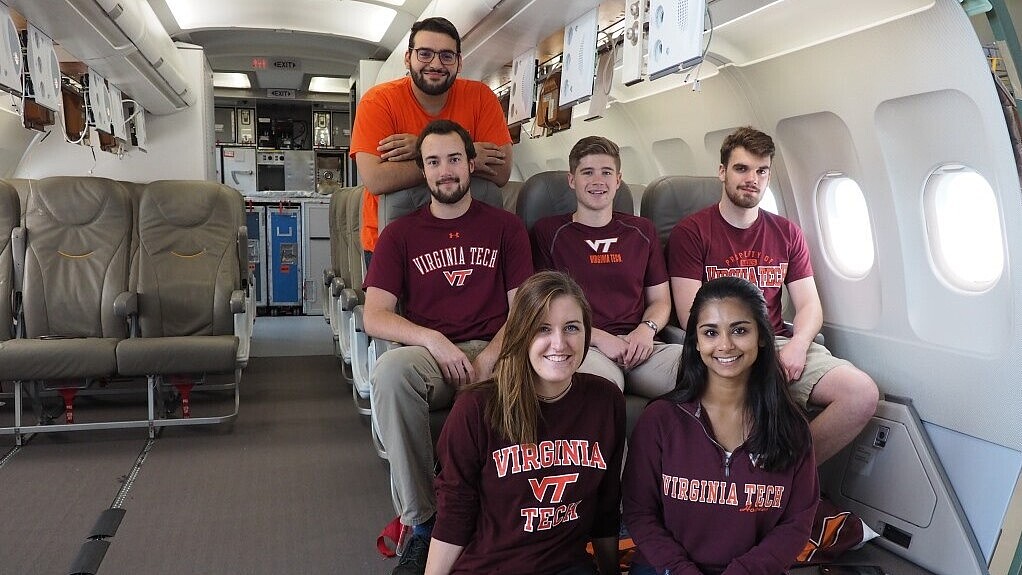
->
[[0, 177, 253, 442], [321, 172, 723, 456]]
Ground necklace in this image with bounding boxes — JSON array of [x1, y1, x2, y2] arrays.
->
[[537, 380, 573, 402]]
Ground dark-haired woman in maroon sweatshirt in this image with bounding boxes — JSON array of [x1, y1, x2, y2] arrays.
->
[[623, 276, 818, 575], [427, 271, 626, 575]]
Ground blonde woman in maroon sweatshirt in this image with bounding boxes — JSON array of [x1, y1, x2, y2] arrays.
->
[[623, 276, 818, 575], [426, 271, 626, 575]]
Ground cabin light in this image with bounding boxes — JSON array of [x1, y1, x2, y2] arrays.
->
[[166, 0, 396, 43], [213, 72, 251, 89], [309, 77, 351, 93]]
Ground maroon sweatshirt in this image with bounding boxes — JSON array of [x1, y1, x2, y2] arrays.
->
[[623, 399, 818, 575], [432, 373, 626, 575]]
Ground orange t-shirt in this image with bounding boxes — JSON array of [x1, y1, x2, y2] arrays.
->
[[349, 76, 512, 252]]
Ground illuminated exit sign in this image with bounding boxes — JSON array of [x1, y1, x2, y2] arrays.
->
[[252, 57, 268, 70]]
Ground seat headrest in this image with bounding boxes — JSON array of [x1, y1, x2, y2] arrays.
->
[[515, 171, 634, 231], [640, 175, 720, 247], [141, 181, 237, 228], [29, 177, 127, 226], [0, 181, 18, 232]]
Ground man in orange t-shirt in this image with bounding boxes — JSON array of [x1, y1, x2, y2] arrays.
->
[[350, 16, 513, 258]]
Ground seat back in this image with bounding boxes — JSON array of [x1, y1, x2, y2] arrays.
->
[[640, 175, 720, 248], [345, 185, 365, 288], [377, 176, 505, 235], [20, 176, 133, 339], [515, 170, 634, 231], [0, 181, 19, 340], [329, 185, 349, 280], [5, 178, 33, 222], [134, 181, 244, 338]]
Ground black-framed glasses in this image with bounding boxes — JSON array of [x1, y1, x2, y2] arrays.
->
[[412, 48, 459, 66]]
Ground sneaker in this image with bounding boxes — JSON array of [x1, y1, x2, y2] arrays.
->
[[391, 532, 429, 575]]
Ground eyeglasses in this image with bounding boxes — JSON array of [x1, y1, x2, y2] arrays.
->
[[412, 48, 459, 66]]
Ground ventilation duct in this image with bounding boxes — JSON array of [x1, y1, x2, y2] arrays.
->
[[7, 0, 196, 115]]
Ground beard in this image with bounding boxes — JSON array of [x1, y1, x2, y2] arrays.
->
[[410, 66, 455, 96], [725, 183, 761, 209], [430, 177, 470, 204]]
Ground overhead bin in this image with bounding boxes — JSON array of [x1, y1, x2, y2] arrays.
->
[[7, 0, 196, 115]]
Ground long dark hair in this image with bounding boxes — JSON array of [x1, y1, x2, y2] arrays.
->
[[664, 276, 810, 471], [470, 271, 592, 445]]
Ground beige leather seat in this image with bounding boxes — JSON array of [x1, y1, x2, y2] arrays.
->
[[0, 181, 19, 341], [115, 181, 250, 425], [640, 175, 720, 248], [0, 177, 134, 431]]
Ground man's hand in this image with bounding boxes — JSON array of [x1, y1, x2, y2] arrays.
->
[[472, 142, 506, 177], [620, 325, 655, 370], [778, 338, 811, 382], [378, 133, 419, 162], [425, 332, 476, 388]]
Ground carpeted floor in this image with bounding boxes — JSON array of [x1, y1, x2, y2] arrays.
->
[[0, 355, 399, 575]]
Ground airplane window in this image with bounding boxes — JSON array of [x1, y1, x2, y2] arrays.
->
[[925, 167, 1004, 291], [760, 187, 779, 215], [817, 176, 875, 278]]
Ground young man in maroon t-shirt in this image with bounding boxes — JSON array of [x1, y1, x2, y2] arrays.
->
[[363, 119, 532, 575], [532, 136, 682, 398], [668, 126, 878, 464]]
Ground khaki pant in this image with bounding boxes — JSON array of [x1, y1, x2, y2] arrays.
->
[[577, 342, 684, 398], [775, 336, 852, 408], [370, 340, 488, 526]]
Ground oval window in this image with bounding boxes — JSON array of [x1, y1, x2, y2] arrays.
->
[[817, 176, 875, 278], [925, 166, 1004, 290]]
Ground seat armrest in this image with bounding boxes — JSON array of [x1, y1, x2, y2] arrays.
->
[[230, 290, 246, 314], [375, 339, 403, 355], [11, 226, 25, 293], [114, 291, 138, 317], [660, 325, 686, 345], [331, 276, 346, 298]]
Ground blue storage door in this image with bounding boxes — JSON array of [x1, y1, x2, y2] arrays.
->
[[269, 209, 301, 305]]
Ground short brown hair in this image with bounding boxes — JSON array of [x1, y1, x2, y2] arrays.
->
[[568, 136, 621, 173], [414, 119, 476, 169], [720, 126, 775, 166]]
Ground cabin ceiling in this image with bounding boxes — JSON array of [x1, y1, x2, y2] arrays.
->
[[146, 0, 435, 91]]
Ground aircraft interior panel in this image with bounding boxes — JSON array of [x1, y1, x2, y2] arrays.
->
[[924, 421, 1022, 560], [775, 111, 882, 332], [650, 137, 696, 178]]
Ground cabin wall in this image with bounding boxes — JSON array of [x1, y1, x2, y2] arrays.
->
[[13, 44, 214, 183], [515, 0, 1022, 453]]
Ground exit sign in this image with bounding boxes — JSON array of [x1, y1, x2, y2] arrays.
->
[[252, 57, 268, 70], [267, 88, 296, 99]]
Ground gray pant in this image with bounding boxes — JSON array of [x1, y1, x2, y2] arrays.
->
[[577, 342, 684, 398], [370, 340, 488, 526]]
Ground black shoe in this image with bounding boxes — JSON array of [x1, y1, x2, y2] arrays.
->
[[391, 533, 429, 575]]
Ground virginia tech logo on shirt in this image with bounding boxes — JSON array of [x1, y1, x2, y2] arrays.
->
[[491, 440, 608, 533], [411, 246, 500, 280], [585, 237, 622, 264], [661, 473, 786, 512], [705, 251, 789, 289]]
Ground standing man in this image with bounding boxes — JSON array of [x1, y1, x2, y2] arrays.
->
[[532, 136, 682, 398], [350, 16, 512, 262], [363, 120, 532, 575], [668, 126, 879, 463]]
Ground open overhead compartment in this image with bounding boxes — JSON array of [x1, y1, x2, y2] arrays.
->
[[7, 0, 196, 115]]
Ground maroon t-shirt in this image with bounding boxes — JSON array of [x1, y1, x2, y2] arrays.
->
[[364, 200, 533, 343], [668, 205, 813, 335], [432, 373, 626, 575], [532, 212, 667, 335]]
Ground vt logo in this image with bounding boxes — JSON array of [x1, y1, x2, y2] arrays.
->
[[528, 474, 579, 503], [585, 238, 618, 253], [797, 510, 854, 563], [443, 269, 473, 286]]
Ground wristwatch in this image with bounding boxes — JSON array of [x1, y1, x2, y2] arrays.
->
[[642, 319, 659, 333]]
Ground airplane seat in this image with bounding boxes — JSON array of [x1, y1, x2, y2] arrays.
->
[[114, 181, 250, 430], [351, 177, 506, 457], [640, 175, 720, 249], [0, 181, 19, 341], [325, 185, 350, 353], [327, 185, 364, 390], [514, 170, 643, 428], [0, 176, 134, 431], [515, 170, 634, 231], [4, 178, 33, 222]]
